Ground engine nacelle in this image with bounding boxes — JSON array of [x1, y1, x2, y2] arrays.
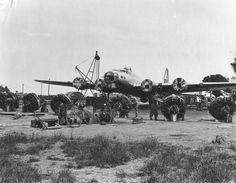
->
[[172, 78, 187, 91], [160, 94, 185, 121], [51, 94, 72, 114], [141, 79, 153, 92], [66, 91, 85, 106], [0, 92, 19, 112], [72, 77, 87, 89], [23, 93, 41, 112], [208, 96, 234, 122]]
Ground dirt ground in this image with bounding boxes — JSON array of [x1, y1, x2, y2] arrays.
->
[[1, 109, 236, 182]]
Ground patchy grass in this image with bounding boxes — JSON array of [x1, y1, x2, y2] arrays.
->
[[140, 145, 236, 183], [64, 162, 75, 169], [50, 169, 76, 183], [1, 132, 236, 183], [0, 132, 66, 156], [128, 137, 166, 158], [62, 135, 130, 168], [0, 132, 28, 155], [0, 157, 42, 183], [228, 142, 236, 152], [0, 132, 65, 183], [62, 136, 172, 168], [116, 169, 128, 179], [27, 157, 40, 163], [88, 178, 99, 183], [196, 154, 235, 183], [24, 143, 51, 155], [47, 155, 65, 161], [0, 132, 28, 145]]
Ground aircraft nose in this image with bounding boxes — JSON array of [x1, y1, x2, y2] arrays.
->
[[104, 71, 115, 84]]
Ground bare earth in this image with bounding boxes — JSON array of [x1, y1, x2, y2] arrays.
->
[[1, 109, 236, 182]]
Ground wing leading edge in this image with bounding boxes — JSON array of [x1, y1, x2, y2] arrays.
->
[[34, 79, 96, 90], [154, 82, 236, 94], [35, 80, 74, 87], [182, 82, 236, 92]]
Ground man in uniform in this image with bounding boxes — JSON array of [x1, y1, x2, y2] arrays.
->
[[58, 103, 68, 125], [196, 95, 202, 111], [118, 95, 130, 118], [129, 96, 139, 117], [40, 97, 48, 112], [149, 96, 158, 120]]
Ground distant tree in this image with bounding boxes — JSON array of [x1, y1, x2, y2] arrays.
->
[[230, 57, 236, 73], [0, 85, 10, 93], [202, 74, 229, 97], [202, 74, 229, 83]]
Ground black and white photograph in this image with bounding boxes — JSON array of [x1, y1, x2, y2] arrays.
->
[[1, 0, 236, 182]]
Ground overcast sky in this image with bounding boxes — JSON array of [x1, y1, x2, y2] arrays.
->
[[1, 0, 236, 94]]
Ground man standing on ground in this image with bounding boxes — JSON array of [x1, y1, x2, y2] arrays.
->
[[129, 96, 139, 117], [196, 95, 202, 111], [149, 96, 158, 120], [58, 103, 68, 125]]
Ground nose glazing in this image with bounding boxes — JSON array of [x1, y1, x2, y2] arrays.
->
[[104, 71, 115, 83]]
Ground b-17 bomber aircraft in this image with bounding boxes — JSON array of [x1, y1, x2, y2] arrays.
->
[[35, 59, 236, 122]]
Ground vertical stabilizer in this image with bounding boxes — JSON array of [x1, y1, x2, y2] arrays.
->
[[164, 68, 169, 83]]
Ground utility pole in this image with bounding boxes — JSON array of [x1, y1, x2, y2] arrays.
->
[[22, 84, 24, 94], [48, 79, 50, 96], [95, 51, 100, 81], [40, 83, 43, 96]]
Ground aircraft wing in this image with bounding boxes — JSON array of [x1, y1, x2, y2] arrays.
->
[[35, 79, 96, 90], [35, 80, 74, 87], [180, 82, 236, 92], [155, 82, 236, 94], [35, 78, 236, 97]]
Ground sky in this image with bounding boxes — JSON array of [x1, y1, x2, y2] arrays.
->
[[1, 0, 236, 95]]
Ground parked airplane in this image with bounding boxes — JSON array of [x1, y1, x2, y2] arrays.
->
[[35, 57, 236, 121], [36, 68, 236, 100]]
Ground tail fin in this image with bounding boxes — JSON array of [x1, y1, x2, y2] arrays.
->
[[163, 68, 169, 83]]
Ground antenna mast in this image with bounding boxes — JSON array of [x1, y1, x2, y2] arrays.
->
[[75, 51, 101, 95]]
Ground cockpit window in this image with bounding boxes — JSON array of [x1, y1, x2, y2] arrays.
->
[[114, 73, 119, 78], [124, 66, 132, 72]]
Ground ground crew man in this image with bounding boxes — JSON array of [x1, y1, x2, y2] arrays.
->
[[58, 103, 68, 125], [40, 98, 48, 112], [196, 95, 202, 111], [149, 96, 158, 120], [130, 96, 139, 117], [118, 95, 131, 118]]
